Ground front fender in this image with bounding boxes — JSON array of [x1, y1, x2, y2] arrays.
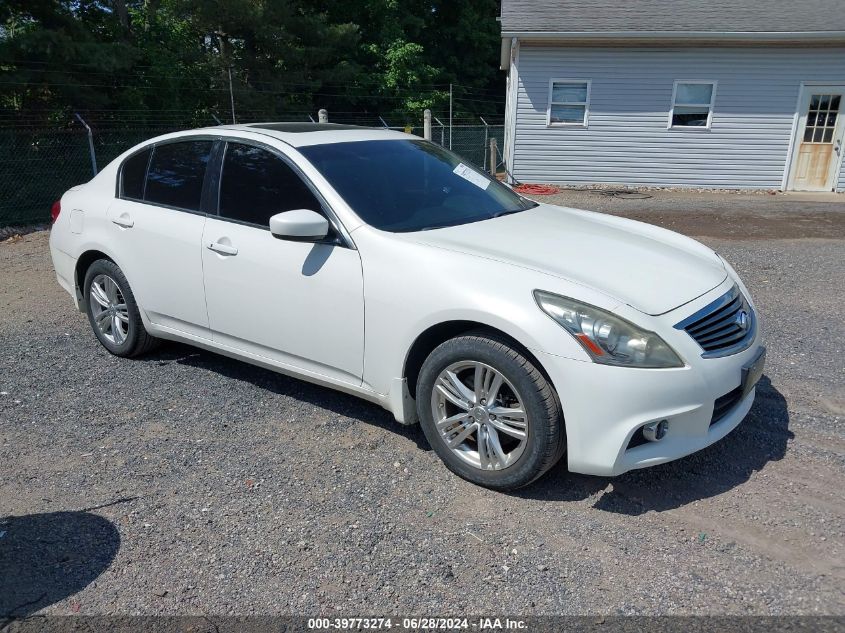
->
[[355, 227, 599, 397]]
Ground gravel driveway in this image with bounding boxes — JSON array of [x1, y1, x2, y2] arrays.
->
[[1, 195, 844, 618]]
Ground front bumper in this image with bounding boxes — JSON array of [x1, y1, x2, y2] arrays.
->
[[536, 280, 763, 477]]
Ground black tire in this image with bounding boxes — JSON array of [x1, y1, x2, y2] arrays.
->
[[83, 259, 160, 358], [416, 331, 566, 491]]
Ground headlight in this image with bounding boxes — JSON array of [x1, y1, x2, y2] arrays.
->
[[534, 290, 684, 368]]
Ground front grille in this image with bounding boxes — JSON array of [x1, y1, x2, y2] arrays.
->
[[711, 385, 744, 425], [675, 285, 755, 357]]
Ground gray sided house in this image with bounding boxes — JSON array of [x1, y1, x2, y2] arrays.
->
[[500, 1, 845, 191]]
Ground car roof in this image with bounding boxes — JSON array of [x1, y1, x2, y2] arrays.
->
[[207, 122, 414, 147]]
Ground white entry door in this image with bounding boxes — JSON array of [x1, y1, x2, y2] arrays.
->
[[788, 86, 845, 191]]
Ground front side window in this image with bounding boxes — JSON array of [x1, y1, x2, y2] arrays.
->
[[547, 80, 590, 126], [120, 147, 151, 200], [299, 139, 536, 233], [145, 140, 213, 211], [218, 143, 322, 226], [670, 81, 716, 128]]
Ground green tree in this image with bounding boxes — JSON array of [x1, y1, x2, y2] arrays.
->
[[0, 0, 504, 126]]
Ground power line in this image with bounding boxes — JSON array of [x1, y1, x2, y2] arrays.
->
[[2, 62, 469, 91], [0, 79, 503, 99], [0, 83, 507, 109], [3, 63, 506, 97]]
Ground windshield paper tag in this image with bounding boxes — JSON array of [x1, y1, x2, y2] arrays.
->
[[453, 163, 490, 190]]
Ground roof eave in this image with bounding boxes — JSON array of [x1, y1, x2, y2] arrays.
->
[[500, 30, 845, 44]]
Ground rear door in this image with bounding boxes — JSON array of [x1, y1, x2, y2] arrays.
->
[[107, 138, 214, 338], [200, 140, 364, 385]]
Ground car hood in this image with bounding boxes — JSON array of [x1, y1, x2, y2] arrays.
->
[[405, 204, 728, 315]]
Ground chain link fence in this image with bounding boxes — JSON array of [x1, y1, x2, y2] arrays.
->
[[0, 122, 503, 228], [385, 123, 505, 171], [0, 126, 180, 228], [446, 124, 505, 172], [0, 128, 91, 228]]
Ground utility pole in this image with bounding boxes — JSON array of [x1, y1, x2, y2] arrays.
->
[[449, 83, 453, 150], [227, 65, 236, 124]]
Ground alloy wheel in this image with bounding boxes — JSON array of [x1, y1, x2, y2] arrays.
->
[[89, 274, 130, 345], [430, 361, 529, 471]]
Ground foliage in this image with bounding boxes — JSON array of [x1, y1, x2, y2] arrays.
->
[[0, 0, 504, 127]]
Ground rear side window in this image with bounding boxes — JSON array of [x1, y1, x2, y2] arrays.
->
[[121, 148, 150, 200], [218, 142, 322, 226], [145, 140, 213, 211]]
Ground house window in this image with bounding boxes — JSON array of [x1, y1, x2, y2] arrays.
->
[[548, 79, 590, 126], [669, 81, 716, 129]]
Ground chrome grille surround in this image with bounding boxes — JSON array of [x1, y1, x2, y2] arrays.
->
[[674, 285, 756, 358]]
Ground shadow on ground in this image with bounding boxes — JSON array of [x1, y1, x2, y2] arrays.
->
[[141, 344, 791, 514], [140, 342, 430, 450], [0, 511, 120, 621], [517, 375, 792, 514]]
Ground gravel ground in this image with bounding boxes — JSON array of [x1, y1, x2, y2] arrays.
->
[[537, 189, 845, 240], [1, 196, 844, 618]]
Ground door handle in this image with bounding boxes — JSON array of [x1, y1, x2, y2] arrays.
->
[[206, 241, 238, 256], [112, 216, 134, 228]]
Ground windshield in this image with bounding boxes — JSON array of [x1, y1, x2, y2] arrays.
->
[[298, 139, 537, 232]]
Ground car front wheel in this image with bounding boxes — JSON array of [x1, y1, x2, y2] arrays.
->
[[83, 259, 159, 357], [416, 332, 566, 490]]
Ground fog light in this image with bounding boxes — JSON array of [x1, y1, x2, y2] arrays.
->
[[642, 419, 669, 442]]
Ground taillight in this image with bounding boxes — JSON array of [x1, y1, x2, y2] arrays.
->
[[51, 199, 61, 223]]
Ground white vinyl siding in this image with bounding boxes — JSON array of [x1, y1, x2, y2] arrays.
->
[[512, 46, 845, 190]]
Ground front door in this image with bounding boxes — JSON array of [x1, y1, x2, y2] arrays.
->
[[200, 140, 365, 385], [788, 86, 845, 191]]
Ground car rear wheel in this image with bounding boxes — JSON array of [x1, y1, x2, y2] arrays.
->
[[83, 259, 159, 357], [416, 332, 565, 490]]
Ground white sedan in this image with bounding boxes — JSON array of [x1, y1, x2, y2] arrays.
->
[[49, 123, 765, 490]]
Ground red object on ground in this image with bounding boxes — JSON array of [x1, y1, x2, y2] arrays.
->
[[513, 183, 559, 195], [50, 199, 62, 223]]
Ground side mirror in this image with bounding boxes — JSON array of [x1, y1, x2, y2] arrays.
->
[[269, 209, 330, 242]]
